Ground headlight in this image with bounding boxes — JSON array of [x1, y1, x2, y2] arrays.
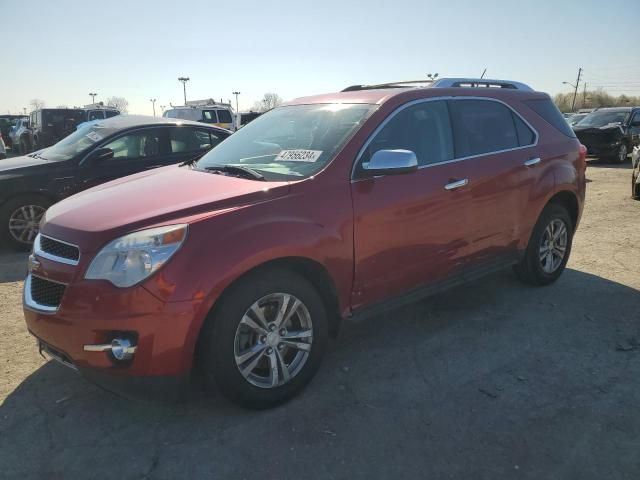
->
[[85, 224, 188, 288]]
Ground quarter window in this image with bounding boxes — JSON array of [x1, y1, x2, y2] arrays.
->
[[448, 100, 519, 157], [360, 100, 454, 167], [513, 113, 536, 146]]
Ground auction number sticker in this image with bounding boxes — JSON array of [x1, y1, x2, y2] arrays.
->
[[86, 131, 103, 142], [274, 149, 323, 162]]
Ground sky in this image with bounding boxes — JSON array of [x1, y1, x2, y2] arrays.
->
[[2, 0, 639, 116]]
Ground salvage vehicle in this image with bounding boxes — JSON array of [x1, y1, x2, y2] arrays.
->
[[0, 115, 230, 248], [572, 107, 640, 163], [23, 78, 586, 409], [163, 100, 236, 130]]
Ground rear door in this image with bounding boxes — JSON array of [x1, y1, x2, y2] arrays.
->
[[78, 127, 171, 191], [351, 99, 474, 308], [446, 98, 538, 267]]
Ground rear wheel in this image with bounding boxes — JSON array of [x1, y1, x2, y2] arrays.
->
[[514, 203, 573, 286], [198, 269, 328, 409], [0, 195, 50, 250]]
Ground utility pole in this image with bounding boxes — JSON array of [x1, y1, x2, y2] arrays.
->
[[571, 67, 582, 112], [89, 92, 97, 105], [178, 77, 190, 105], [232, 91, 241, 112], [480, 68, 487, 79], [150, 98, 157, 117]]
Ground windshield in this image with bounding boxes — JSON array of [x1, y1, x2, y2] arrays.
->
[[38, 121, 119, 161], [194, 104, 375, 180], [576, 111, 630, 128]]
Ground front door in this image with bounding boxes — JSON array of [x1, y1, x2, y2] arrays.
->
[[350, 99, 474, 309]]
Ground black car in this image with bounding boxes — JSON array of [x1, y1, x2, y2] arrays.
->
[[572, 107, 640, 163], [0, 115, 230, 248]]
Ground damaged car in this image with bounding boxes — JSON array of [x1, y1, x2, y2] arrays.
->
[[572, 107, 640, 163]]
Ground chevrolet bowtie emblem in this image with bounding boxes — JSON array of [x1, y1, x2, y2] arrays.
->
[[28, 254, 41, 272]]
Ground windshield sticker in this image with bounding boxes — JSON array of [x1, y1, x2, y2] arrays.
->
[[85, 131, 103, 142], [274, 149, 323, 162]]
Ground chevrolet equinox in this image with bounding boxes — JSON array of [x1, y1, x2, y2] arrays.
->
[[23, 78, 586, 409]]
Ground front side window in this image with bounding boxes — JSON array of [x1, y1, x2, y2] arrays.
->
[[170, 127, 228, 153], [195, 103, 375, 180], [103, 128, 165, 160], [449, 100, 520, 157], [360, 100, 454, 168], [216, 109, 233, 124], [202, 110, 218, 123]]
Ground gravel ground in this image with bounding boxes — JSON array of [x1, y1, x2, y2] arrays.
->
[[0, 161, 639, 479]]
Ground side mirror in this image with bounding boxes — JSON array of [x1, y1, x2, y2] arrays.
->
[[87, 147, 114, 162], [362, 149, 418, 176]]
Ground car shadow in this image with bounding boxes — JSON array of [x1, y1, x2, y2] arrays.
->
[[587, 158, 632, 169], [0, 246, 28, 283], [1, 268, 639, 479]]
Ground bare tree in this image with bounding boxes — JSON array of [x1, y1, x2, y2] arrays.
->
[[554, 88, 640, 112], [106, 96, 129, 113], [252, 93, 283, 112], [30, 98, 46, 111]]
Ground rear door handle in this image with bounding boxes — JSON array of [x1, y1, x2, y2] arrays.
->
[[524, 157, 541, 167], [444, 178, 468, 190]]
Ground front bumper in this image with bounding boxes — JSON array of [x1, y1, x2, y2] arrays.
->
[[24, 273, 204, 399]]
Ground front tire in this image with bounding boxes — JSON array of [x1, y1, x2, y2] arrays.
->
[[632, 169, 640, 200], [199, 269, 328, 409], [514, 203, 574, 286], [0, 195, 50, 250], [615, 144, 627, 164]]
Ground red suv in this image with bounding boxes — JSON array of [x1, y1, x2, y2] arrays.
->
[[23, 78, 586, 408]]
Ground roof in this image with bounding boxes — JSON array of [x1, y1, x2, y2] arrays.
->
[[90, 114, 231, 132]]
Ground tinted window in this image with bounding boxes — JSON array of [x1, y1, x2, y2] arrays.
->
[[88, 110, 103, 121], [170, 127, 227, 153], [105, 110, 119, 118], [361, 100, 453, 167], [449, 100, 519, 157], [202, 110, 218, 123], [513, 113, 536, 146], [103, 128, 165, 160], [216, 109, 232, 123], [525, 98, 576, 137]]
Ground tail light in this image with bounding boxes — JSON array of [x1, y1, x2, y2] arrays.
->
[[578, 144, 587, 169]]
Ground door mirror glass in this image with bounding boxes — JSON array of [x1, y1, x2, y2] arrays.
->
[[363, 149, 418, 176], [87, 147, 114, 162]]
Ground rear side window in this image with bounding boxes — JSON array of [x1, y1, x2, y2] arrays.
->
[[361, 100, 454, 167], [169, 127, 228, 153], [449, 100, 519, 157], [216, 109, 232, 123], [524, 98, 576, 138]]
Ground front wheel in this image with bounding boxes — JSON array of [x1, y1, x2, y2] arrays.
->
[[0, 195, 50, 250], [615, 144, 628, 164], [199, 269, 328, 409], [514, 203, 574, 286]]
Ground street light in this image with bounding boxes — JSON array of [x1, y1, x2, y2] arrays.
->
[[160, 105, 166, 113], [427, 73, 439, 81], [178, 77, 190, 105], [232, 91, 241, 113], [150, 98, 157, 117], [89, 92, 97, 105]]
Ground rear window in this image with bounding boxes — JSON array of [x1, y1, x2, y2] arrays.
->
[[216, 109, 233, 123], [524, 98, 576, 138]]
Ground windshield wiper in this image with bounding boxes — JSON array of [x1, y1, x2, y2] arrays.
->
[[203, 165, 265, 181]]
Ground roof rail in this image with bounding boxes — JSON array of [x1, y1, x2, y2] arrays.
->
[[341, 80, 434, 92], [430, 78, 534, 91]]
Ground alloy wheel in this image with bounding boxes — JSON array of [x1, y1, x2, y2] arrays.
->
[[8, 204, 46, 244], [539, 218, 568, 274], [234, 293, 313, 389]]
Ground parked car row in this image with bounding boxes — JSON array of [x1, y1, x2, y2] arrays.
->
[[20, 77, 587, 408]]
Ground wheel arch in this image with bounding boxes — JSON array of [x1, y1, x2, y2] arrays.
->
[[547, 190, 579, 229]]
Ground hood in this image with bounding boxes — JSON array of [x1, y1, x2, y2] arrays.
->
[[0, 155, 52, 174], [41, 165, 290, 252]]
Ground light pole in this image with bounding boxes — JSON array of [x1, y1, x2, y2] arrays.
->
[[150, 98, 157, 117], [178, 77, 190, 105], [232, 91, 241, 113], [89, 92, 97, 105]]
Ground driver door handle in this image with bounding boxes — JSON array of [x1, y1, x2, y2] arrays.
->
[[444, 178, 468, 190], [524, 157, 541, 167]]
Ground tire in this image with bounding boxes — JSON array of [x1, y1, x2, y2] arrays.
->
[[0, 195, 51, 250], [198, 268, 328, 409], [615, 144, 628, 164], [19, 137, 29, 155], [514, 203, 574, 286], [632, 169, 640, 200]]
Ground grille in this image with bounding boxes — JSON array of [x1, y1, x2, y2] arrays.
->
[[39, 236, 80, 262], [30, 276, 66, 308]]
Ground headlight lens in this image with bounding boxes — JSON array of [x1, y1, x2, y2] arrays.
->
[[85, 224, 188, 288]]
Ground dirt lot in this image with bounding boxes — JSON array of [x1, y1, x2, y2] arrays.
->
[[0, 161, 639, 479]]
